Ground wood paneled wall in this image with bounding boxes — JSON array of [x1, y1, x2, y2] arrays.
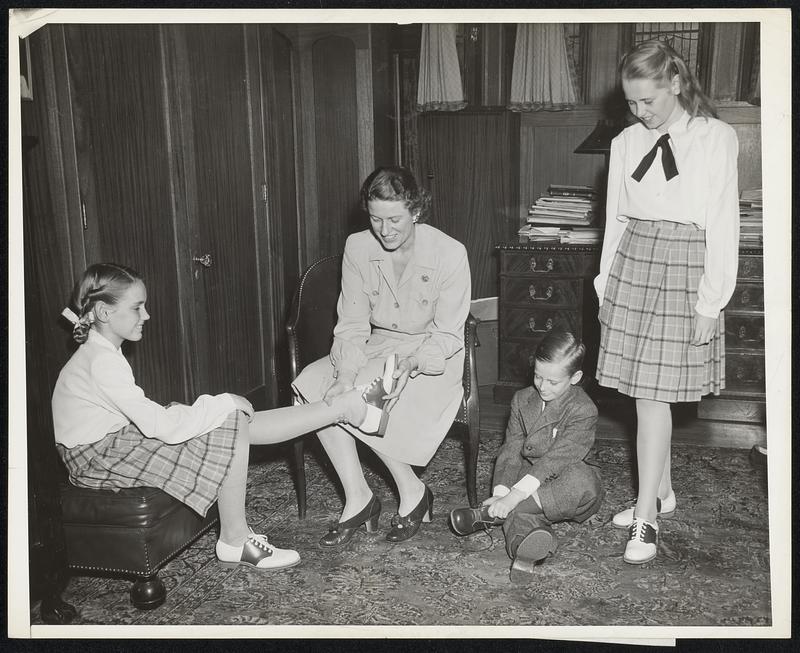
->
[[519, 108, 608, 221]]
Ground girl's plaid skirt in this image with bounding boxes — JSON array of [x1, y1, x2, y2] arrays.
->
[[57, 411, 241, 517], [596, 219, 725, 403]]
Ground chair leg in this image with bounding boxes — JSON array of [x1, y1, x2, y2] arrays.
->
[[292, 438, 307, 519], [130, 574, 166, 610], [465, 423, 480, 508]]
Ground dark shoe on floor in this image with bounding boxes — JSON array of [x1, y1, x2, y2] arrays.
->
[[509, 526, 557, 583], [358, 354, 398, 437], [386, 485, 433, 543], [449, 505, 505, 536], [319, 494, 382, 548]]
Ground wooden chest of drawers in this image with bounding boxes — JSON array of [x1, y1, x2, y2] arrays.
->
[[697, 248, 766, 423], [494, 244, 766, 424], [493, 243, 601, 403]]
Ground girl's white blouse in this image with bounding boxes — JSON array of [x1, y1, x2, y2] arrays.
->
[[594, 110, 740, 318], [52, 329, 236, 448]]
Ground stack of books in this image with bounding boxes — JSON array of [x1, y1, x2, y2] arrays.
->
[[518, 183, 602, 244], [527, 184, 599, 227], [517, 224, 603, 245], [739, 189, 763, 246]]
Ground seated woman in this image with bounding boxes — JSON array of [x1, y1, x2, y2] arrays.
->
[[292, 166, 471, 545]]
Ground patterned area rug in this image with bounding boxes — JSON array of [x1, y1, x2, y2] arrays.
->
[[31, 431, 771, 627]]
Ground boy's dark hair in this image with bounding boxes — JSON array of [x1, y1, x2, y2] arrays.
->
[[534, 329, 585, 376]]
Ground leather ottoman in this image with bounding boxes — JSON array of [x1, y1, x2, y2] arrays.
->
[[59, 483, 218, 609]]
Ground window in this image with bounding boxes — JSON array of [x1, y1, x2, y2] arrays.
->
[[633, 22, 703, 78]]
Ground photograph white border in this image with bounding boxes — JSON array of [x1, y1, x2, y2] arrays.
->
[[7, 6, 792, 643]]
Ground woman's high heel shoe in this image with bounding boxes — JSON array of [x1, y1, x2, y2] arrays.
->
[[319, 494, 382, 548], [385, 485, 433, 543]]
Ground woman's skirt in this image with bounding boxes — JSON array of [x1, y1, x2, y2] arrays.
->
[[292, 330, 464, 467], [56, 411, 241, 517], [596, 218, 725, 403]]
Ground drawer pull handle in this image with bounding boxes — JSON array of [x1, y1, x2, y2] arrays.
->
[[739, 290, 751, 306], [527, 317, 553, 333], [737, 326, 765, 343], [530, 257, 554, 273], [528, 285, 554, 301], [741, 260, 754, 276]]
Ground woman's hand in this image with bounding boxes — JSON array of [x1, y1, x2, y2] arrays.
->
[[485, 489, 526, 519], [229, 394, 255, 422], [323, 375, 356, 405], [383, 355, 418, 413], [691, 312, 718, 346]]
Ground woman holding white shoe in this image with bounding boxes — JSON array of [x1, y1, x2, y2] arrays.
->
[[292, 166, 471, 546]]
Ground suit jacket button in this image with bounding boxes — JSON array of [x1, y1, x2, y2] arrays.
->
[[394, 302, 399, 308], [421, 275, 429, 282], [391, 323, 398, 329]]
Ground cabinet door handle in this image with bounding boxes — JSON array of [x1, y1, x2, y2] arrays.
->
[[527, 316, 553, 333], [529, 257, 554, 272], [528, 285, 554, 301], [192, 254, 213, 268], [737, 325, 764, 343], [81, 201, 87, 230]]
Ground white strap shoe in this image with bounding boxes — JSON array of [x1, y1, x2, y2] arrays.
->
[[612, 490, 676, 529], [358, 354, 398, 436]]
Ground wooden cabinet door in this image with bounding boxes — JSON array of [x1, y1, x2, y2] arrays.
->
[[258, 26, 301, 406], [61, 25, 188, 404]]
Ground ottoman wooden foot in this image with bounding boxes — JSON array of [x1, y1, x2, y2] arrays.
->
[[130, 574, 166, 610]]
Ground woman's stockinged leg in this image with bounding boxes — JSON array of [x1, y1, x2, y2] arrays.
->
[[633, 398, 672, 523], [316, 425, 372, 521], [217, 422, 252, 547], [375, 452, 425, 516]]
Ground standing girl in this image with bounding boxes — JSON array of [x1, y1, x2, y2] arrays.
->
[[594, 40, 740, 564], [52, 263, 370, 570]]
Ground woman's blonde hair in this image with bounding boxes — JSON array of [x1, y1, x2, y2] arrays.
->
[[620, 39, 717, 120]]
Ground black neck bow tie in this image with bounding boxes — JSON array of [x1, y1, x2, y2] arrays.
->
[[631, 133, 679, 182]]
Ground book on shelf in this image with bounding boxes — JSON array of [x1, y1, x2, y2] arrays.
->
[[547, 184, 598, 199]]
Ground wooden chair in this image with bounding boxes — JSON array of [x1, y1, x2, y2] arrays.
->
[[286, 255, 481, 518]]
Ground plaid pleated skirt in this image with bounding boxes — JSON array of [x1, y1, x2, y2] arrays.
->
[[596, 219, 725, 403], [57, 411, 241, 517]]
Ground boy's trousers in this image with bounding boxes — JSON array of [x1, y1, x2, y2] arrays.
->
[[502, 461, 604, 558]]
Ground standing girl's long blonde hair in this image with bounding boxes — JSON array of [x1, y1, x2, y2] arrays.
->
[[620, 39, 718, 120]]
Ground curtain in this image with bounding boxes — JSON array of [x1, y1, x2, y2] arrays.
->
[[508, 24, 579, 112], [416, 24, 466, 112]]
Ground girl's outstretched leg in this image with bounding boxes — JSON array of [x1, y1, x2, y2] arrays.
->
[[247, 389, 366, 445]]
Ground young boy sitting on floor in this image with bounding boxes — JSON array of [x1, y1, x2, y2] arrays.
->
[[450, 330, 604, 582]]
